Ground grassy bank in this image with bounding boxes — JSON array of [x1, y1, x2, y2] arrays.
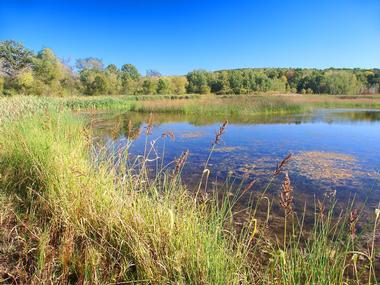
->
[[0, 97, 379, 284], [128, 96, 308, 116], [0, 107, 250, 284], [3, 94, 380, 120], [65, 94, 380, 116]]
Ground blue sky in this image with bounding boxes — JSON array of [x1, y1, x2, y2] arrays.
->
[[1, 0, 379, 75]]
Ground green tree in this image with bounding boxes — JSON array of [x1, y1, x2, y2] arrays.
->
[[121, 64, 140, 80], [16, 70, 34, 94], [142, 78, 157, 94], [170, 76, 188, 94], [186, 70, 210, 94], [33, 48, 66, 96], [209, 72, 227, 94], [105, 64, 121, 94], [0, 40, 34, 78], [92, 74, 108, 95], [120, 64, 140, 94], [322, 70, 360, 95], [228, 71, 244, 94], [157, 78, 170, 94]]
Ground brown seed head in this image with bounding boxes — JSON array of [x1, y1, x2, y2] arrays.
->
[[317, 199, 325, 219], [214, 120, 228, 145], [145, 113, 154, 136], [127, 120, 141, 140], [349, 209, 358, 239], [274, 153, 292, 175], [280, 172, 294, 216], [162, 131, 175, 141], [241, 179, 256, 197], [174, 150, 189, 175]]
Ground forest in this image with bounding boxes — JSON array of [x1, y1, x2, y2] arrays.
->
[[1, 40, 380, 97]]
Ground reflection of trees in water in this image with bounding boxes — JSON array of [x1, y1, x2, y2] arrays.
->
[[89, 110, 380, 139], [89, 110, 380, 208], [332, 111, 380, 122], [93, 111, 317, 130]]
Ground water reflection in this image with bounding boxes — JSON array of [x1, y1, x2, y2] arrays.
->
[[87, 109, 380, 216]]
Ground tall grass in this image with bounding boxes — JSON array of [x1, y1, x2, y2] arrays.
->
[[129, 96, 309, 116], [0, 97, 379, 284], [0, 109, 252, 284]]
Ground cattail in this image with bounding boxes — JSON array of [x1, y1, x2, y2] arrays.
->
[[280, 172, 294, 216], [145, 113, 153, 136], [349, 209, 358, 239], [274, 153, 292, 175], [174, 150, 189, 175], [214, 120, 228, 145]]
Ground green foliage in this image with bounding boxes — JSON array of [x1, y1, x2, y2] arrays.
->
[[187, 68, 380, 95], [79, 69, 109, 95], [186, 70, 210, 94], [32, 48, 66, 96], [15, 70, 34, 94], [169, 76, 188, 94], [0, 40, 34, 78], [157, 78, 170, 94], [141, 78, 158, 94], [1, 41, 379, 97], [120, 63, 140, 94], [121, 63, 140, 80]]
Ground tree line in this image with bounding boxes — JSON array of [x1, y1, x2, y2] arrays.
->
[[1, 40, 379, 96], [186, 68, 380, 95]]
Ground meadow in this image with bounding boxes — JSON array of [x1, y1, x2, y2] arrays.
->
[[0, 95, 379, 284]]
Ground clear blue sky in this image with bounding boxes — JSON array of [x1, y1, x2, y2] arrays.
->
[[1, 0, 379, 75]]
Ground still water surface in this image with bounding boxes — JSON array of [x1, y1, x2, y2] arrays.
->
[[88, 109, 380, 214]]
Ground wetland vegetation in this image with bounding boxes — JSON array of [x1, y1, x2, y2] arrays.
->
[[0, 96, 379, 284], [1, 39, 380, 285]]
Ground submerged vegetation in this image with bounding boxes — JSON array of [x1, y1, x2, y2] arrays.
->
[[0, 97, 379, 284]]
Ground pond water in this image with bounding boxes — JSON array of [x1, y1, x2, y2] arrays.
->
[[88, 109, 380, 220]]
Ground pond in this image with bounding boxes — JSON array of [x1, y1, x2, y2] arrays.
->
[[87, 109, 380, 224]]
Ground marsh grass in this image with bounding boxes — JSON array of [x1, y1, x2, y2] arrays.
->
[[0, 97, 379, 284], [0, 109, 252, 284], [129, 96, 309, 116]]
